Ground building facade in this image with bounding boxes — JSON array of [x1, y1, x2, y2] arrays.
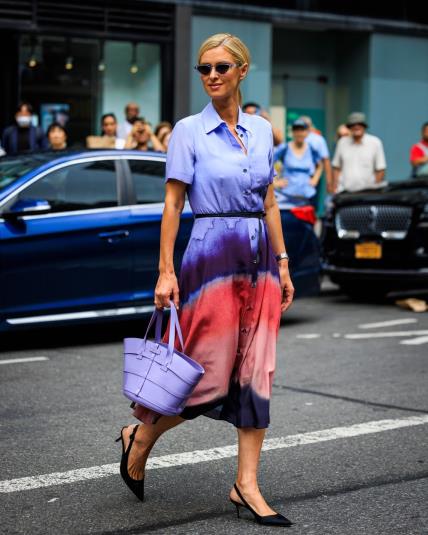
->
[[1, 0, 428, 183]]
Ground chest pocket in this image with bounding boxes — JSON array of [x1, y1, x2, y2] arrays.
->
[[251, 153, 271, 190]]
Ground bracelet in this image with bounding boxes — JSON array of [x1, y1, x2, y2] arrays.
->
[[275, 251, 289, 262]]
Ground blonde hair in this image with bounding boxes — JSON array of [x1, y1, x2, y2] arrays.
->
[[197, 33, 251, 107]]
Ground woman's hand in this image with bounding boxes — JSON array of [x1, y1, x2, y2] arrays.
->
[[278, 261, 294, 312], [154, 272, 180, 310]]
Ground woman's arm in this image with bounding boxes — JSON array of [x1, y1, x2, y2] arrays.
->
[[155, 179, 187, 310], [309, 160, 323, 187], [263, 184, 295, 312]]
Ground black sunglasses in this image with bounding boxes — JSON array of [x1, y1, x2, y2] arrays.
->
[[194, 62, 242, 75]]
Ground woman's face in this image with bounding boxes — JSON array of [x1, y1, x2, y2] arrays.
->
[[102, 117, 117, 137], [198, 46, 248, 102], [48, 127, 66, 148], [157, 125, 171, 140], [292, 128, 307, 144], [133, 120, 150, 144]]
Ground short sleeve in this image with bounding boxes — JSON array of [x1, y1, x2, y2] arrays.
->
[[410, 144, 424, 163], [317, 135, 330, 159], [268, 128, 277, 184], [165, 119, 195, 185], [332, 139, 343, 168], [374, 139, 387, 171], [273, 141, 287, 163]]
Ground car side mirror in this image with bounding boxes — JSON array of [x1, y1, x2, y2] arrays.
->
[[2, 198, 52, 219]]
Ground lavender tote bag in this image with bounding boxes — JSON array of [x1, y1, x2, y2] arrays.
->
[[122, 300, 205, 416]]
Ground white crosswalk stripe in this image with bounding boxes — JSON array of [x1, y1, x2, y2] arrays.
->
[[1, 415, 427, 494]]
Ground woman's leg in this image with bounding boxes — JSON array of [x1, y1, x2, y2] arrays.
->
[[122, 415, 186, 480], [230, 427, 278, 516]]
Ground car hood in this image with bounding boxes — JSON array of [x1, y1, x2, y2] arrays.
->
[[333, 178, 428, 207]]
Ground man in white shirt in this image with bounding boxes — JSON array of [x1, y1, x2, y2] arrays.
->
[[332, 112, 387, 193], [117, 102, 140, 140]]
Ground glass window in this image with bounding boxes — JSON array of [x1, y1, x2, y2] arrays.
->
[[129, 159, 165, 204], [15, 160, 118, 212], [0, 154, 59, 193]]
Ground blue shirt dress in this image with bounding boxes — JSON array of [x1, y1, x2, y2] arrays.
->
[[132, 100, 283, 429]]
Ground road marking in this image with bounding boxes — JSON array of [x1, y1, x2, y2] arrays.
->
[[345, 330, 428, 339], [0, 356, 49, 365], [296, 334, 320, 339], [358, 319, 418, 329], [1, 415, 427, 494], [400, 335, 428, 346]]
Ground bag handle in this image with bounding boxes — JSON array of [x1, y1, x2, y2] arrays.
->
[[167, 299, 184, 355], [143, 307, 163, 343], [143, 300, 184, 369]]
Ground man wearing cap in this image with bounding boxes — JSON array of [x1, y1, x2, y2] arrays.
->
[[331, 112, 387, 193]]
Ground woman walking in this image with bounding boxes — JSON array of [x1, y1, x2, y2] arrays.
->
[[116, 33, 295, 527]]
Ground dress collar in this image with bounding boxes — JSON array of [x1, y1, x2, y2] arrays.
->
[[201, 100, 252, 134]]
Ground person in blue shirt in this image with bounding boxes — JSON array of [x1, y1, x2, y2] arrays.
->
[[117, 31, 294, 527], [273, 118, 322, 207]]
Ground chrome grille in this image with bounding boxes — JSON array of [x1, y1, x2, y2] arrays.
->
[[335, 205, 413, 239]]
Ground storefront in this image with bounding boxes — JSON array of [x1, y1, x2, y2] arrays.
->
[[0, 0, 175, 144]]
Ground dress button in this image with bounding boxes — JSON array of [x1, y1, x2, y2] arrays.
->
[[243, 168, 248, 173], [251, 235, 255, 240], [240, 133, 243, 137]]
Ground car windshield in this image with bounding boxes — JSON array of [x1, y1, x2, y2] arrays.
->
[[0, 153, 62, 193]]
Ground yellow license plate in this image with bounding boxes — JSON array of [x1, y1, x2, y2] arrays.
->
[[355, 242, 382, 259]]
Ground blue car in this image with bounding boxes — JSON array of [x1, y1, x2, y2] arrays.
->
[[0, 150, 320, 333]]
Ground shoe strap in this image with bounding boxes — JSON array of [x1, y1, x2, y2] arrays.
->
[[234, 483, 253, 512], [126, 424, 139, 454]]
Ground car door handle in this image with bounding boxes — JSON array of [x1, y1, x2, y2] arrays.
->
[[98, 230, 130, 243]]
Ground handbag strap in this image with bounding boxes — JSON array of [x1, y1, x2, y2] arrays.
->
[[143, 301, 185, 368], [168, 299, 184, 354], [143, 307, 163, 343]]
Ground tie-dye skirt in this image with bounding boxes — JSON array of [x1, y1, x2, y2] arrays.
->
[[132, 215, 282, 429]]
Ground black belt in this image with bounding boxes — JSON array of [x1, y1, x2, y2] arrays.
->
[[193, 211, 266, 286]]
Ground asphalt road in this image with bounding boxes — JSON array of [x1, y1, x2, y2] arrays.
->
[[1, 278, 427, 535]]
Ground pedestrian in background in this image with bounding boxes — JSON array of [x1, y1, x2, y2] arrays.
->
[[154, 121, 173, 151], [118, 102, 140, 139], [124, 118, 165, 152], [2, 102, 48, 155], [299, 115, 333, 193], [332, 111, 387, 193], [47, 122, 67, 151], [323, 123, 349, 206], [273, 118, 322, 208], [116, 32, 294, 528], [409, 121, 428, 178], [243, 101, 284, 146], [100, 113, 125, 149], [336, 124, 350, 141]]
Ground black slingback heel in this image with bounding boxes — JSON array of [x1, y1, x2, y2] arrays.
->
[[115, 424, 145, 501], [230, 482, 294, 527]]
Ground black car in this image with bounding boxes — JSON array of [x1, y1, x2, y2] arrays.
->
[[321, 177, 428, 298]]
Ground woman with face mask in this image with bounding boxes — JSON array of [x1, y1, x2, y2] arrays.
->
[[1, 102, 48, 156]]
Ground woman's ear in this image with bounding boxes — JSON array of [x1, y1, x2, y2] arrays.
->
[[239, 62, 249, 80]]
